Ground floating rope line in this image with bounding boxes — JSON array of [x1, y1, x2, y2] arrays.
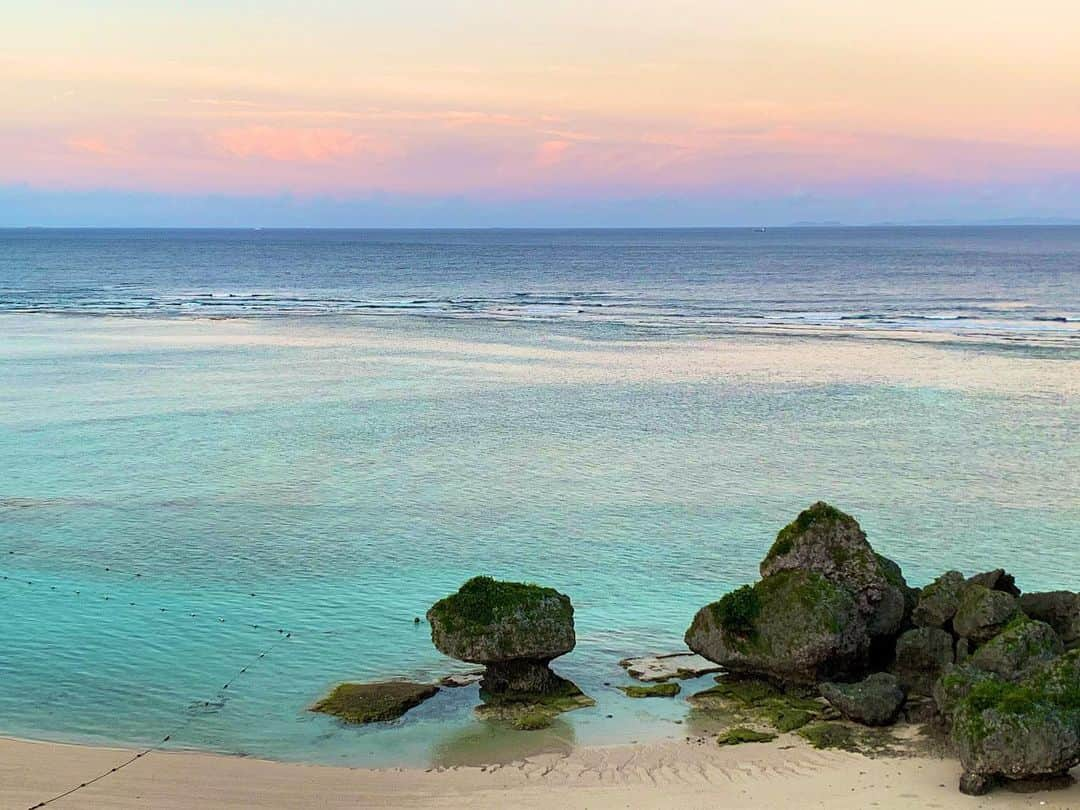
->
[[26, 630, 294, 810], [0, 567, 301, 640]]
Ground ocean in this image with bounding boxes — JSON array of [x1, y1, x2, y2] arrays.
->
[[0, 227, 1077, 766]]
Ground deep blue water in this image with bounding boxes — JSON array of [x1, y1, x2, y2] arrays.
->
[[1, 227, 1077, 340], [0, 227, 1077, 769]]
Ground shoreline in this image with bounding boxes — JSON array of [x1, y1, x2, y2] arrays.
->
[[3, 734, 1078, 809]]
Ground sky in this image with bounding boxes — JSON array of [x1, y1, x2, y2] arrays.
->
[[3, 0, 1080, 226]]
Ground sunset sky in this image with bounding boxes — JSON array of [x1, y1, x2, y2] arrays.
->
[[4, 1, 1080, 225]]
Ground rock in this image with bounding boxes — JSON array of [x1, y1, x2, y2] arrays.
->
[[428, 576, 575, 695], [619, 652, 723, 682], [894, 627, 954, 695], [686, 569, 867, 685], [759, 502, 909, 639], [959, 771, 996, 795], [798, 722, 859, 751], [955, 637, 970, 664], [953, 650, 1080, 791], [716, 727, 777, 745], [952, 584, 1019, 644], [819, 673, 905, 726], [1020, 592, 1080, 648], [932, 663, 997, 719], [968, 617, 1063, 679], [688, 676, 824, 732], [439, 670, 484, 688], [312, 681, 438, 724], [967, 569, 1021, 597], [618, 682, 681, 698], [902, 695, 939, 724], [912, 571, 966, 629]]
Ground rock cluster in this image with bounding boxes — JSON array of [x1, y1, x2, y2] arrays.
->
[[684, 501, 1080, 795]]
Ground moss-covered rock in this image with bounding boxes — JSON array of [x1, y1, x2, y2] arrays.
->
[[716, 727, 777, 745], [894, 626, 954, 696], [912, 570, 966, 629], [618, 682, 681, 698], [968, 616, 1063, 679], [312, 681, 438, 724], [428, 576, 576, 695], [966, 569, 1020, 597], [798, 722, 859, 751], [474, 675, 595, 729], [1019, 591, 1079, 649], [760, 502, 909, 641], [819, 673, 905, 726], [689, 676, 823, 733], [686, 569, 867, 685], [952, 650, 1080, 790], [932, 663, 998, 720], [953, 584, 1020, 644]]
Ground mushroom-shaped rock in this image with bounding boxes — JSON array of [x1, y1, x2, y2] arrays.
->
[[1019, 592, 1079, 649], [759, 502, 909, 639], [428, 576, 575, 694], [912, 571, 966, 629], [819, 672, 905, 726], [953, 650, 1080, 793], [685, 570, 868, 685], [953, 584, 1019, 644]]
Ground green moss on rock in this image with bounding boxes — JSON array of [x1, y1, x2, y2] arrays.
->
[[798, 722, 858, 751], [717, 727, 778, 745], [618, 682, 681, 698], [429, 576, 572, 637], [711, 585, 761, 637], [766, 502, 855, 563], [312, 681, 438, 724]]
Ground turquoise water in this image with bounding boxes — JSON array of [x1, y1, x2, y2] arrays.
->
[[1, 310, 1077, 766]]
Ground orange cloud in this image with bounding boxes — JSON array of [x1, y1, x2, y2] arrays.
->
[[212, 126, 376, 162]]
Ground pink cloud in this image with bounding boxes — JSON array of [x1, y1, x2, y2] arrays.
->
[[66, 135, 119, 157], [535, 139, 572, 167], [212, 126, 378, 162]]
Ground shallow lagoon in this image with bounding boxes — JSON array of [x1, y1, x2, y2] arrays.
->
[[0, 314, 1077, 766]]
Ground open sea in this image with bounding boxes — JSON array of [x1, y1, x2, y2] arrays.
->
[[0, 227, 1078, 767]]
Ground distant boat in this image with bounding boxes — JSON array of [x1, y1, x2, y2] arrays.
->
[[753, 227, 767, 232]]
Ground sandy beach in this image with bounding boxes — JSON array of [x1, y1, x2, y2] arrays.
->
[[3, 735, 1077, 810]]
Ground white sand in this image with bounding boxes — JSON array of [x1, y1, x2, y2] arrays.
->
[[2, 735, 1077, 810]]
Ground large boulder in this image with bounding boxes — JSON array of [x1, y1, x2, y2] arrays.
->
[[968, 617, 1063, 679], [967, 569, 1021, 597], [819, 672, 905, 726], [894, 627, 954, 695], [759, 502, 909, 639], [953, 650, 1080, 792], [686, 569, 867, 685], [912, 571, 965, 629], [952, 584, 1019, 645], [1020, 592, 1079, 649], [428, 576, 575, 694]]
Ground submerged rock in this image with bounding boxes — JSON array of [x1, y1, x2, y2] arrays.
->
[[953, 650, 1080, 791], [819, 673, 905, 727], [968, 617, 1063, 679], [619, 652, 723, 682], [952, 584, 1019, 644], [912, 571, 966, 629], [1019, 591, 1080, 649], [312, 681, 438, 724], [618, 682, 681, 698], [689, 676, 824, 732], [428, 576, 575, 695], [686, 569, 867, 685], [894, 627, 954, 695]]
